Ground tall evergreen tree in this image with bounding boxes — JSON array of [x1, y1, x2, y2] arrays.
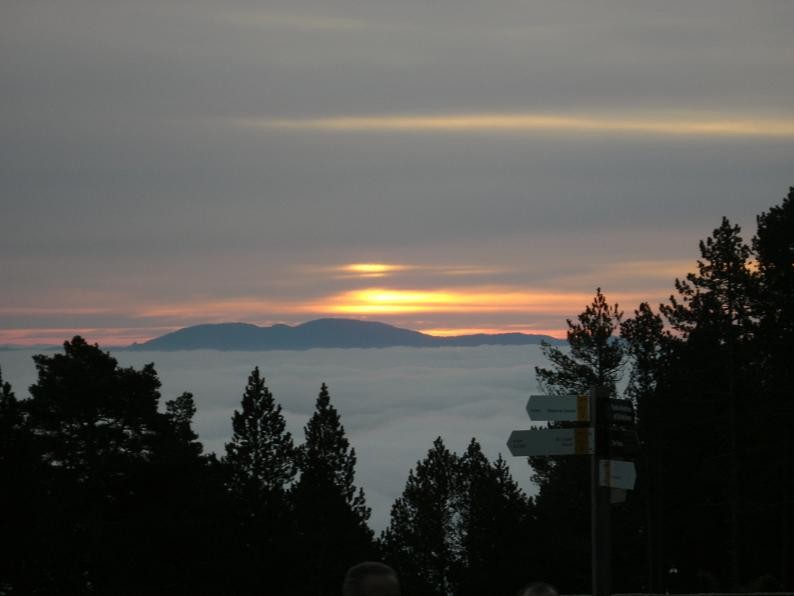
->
[[19, 337, 229, 594], [223, 367, 297, 594], [290, 383, 374, 595], [620, 302, 674, 592], [751, 188, 794, 589], [224, 367, 297, 496], [0, 367, 23, 465], [456, 439, 533, 596], [535, 287, 625, 396], [20, 337, 166, 592], [381, 437, 461, 596], [617, 203, 794, 591], [382, 437, 535, 596], [660, 218, 757, 590], [28, 336, 163, 475], [0, 369, 37, 592]]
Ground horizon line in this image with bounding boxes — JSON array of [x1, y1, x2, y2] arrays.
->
[[0, 317, 569, 348]]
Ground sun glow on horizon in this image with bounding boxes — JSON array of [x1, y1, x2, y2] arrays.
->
[[322, 287, 641, 315]]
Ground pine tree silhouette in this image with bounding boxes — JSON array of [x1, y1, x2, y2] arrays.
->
[[290, 383, 374, 595]]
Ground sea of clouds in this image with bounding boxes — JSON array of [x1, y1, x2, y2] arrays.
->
[[1, 345, 552, 532]]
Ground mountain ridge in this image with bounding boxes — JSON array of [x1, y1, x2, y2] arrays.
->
[[126, 318, 565, 351]]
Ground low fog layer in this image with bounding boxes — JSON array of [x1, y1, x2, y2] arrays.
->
[[1, 345, 550, 531]]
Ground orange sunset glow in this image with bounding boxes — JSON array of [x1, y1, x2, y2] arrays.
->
[[322, 288, 621, 315], [0, 281, 659, 346], [134, 286, 638, 320], [1, 254, 689, 348]]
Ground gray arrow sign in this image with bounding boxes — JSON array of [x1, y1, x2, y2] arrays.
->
[[599, 459, 637, 490], [526, 394, 590, 422], [507, 428, 594, 457]]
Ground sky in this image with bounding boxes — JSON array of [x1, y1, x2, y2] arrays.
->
[[2, 0, 794, 345]]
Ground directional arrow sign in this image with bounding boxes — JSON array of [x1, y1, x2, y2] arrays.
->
[[507, 428, 593, 457], [599, 459, 637, 490], [526, 394, 590, 422], [607, 399, 635, 425]]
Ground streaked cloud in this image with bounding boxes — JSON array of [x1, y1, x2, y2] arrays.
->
[[0, 306, 119, 316], [132, 298, 310, 321], [324, 262, 506, 280], [333, 263, 412, 278], [344, 263, 407, 274], [130, 288, 613, 319], [0, 327, 178, 347], [235, 111, 794, 137], [217, 12, 388, 33]]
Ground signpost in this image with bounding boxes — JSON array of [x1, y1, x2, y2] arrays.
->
[[507, 386, 641, 596], [526, 394, 590, 422], [507, 428, 593, 457]]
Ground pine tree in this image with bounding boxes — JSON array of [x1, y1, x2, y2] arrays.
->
[[290, 383, 374, 595], [21, 338, 165, 591], [752, 188, 794, 589], [221, 368, 297, 594], [381, 437, 461, 596], [0, 369, 34, 591], [165, 391, 203, 458], [535, 288, 625, 396], [663, 217, 756, 343], [21, 337, 229, 593], [0, 367, 22, 465], [456, 439, 533, 596], [28, 336, 163, 475], [382, 437, 534, 596], [620, 302, 674, 592], [224, 367, 296, 496], [660, 218, 757, 590], [298, 383, 369, 521]]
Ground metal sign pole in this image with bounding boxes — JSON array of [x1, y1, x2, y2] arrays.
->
[[591, 385, 612, 596]]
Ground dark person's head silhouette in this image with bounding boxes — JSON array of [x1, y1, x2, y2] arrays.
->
[[518, 581, 559, 596], [343, 562, 401, 596]]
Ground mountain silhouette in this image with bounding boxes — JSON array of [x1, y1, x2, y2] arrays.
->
[[127, 318, 564, 351]]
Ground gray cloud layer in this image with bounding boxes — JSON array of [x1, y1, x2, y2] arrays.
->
[[2, 1, 793, 338]]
